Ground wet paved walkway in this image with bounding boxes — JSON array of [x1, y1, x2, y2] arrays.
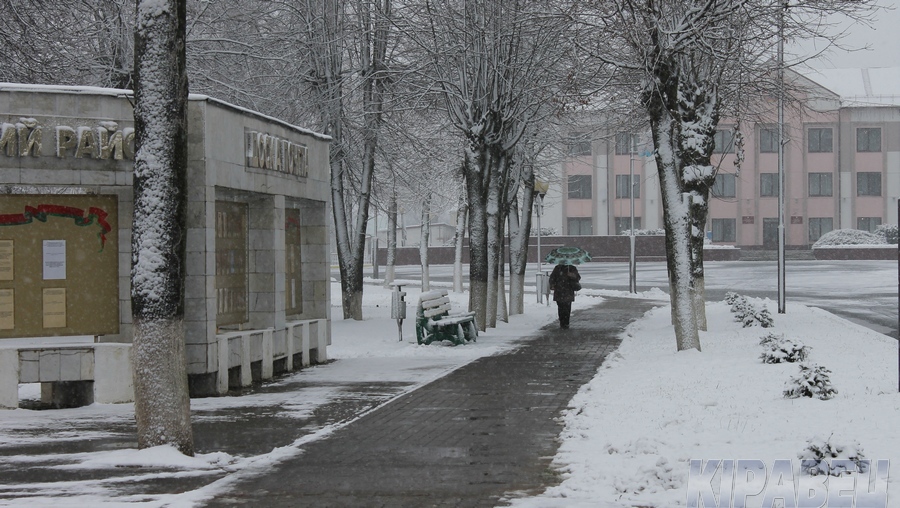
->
[[206, 297, 654, 507]]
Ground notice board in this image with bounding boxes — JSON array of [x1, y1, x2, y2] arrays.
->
[[0, 194, 119, 339]]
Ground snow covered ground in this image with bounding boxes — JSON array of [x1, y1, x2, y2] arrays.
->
[[1, 262, 898, 507]]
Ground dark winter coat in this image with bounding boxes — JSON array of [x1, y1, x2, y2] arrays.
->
[[549, 264, 581, 303]]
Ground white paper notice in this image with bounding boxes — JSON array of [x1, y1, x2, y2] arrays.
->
[[43, 240, 66, 280]]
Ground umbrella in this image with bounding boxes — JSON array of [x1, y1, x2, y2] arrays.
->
[[545, 246, 592, 265]]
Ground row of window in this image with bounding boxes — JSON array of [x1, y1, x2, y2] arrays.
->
[[710, 217, 882, 243], [715, 127, 882, 154], [569, 127, 884, 156], [567, 216, 882, 241], [712, 172, 882, 198], [569, 171, 883, 201], [568, 174, 640, 199], [567, 217, 643, 236]]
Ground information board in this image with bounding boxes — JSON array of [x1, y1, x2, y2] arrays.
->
[[0, 194, 119, 338]]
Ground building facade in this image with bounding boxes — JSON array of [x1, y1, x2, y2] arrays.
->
[[0, 84, 331, 405], [551, 67, 900, 249]]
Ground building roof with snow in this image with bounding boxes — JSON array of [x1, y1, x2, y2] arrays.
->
[[804, 67, 900, 107]]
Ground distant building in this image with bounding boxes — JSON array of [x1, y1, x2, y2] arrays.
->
[[547, 67, 900, 249]]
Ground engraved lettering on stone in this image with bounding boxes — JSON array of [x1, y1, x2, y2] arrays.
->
[[75, 126, 97, 158], [245, 131, 308, 178], [0, 123, 16, 156], [16, 118, 41, 157], [56, 126, 77, 157]]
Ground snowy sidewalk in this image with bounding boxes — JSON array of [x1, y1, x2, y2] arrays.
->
[[0, 288, 651, 507], [198, 297, 654, 507]]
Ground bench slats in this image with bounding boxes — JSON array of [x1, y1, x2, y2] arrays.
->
[[430, 312, 476, 327], [415, 289, 477, 346], [423, 303, 452, 318], [421, 296, 450, 309]]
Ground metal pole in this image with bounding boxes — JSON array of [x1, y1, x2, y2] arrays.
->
[[536, 195, 543, 303], [629, 135, 637, 293], [777, 1, 786, 314], [537, 195, 542, 275]]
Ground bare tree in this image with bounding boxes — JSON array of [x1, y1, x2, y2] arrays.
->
[[580, 0, 876, 351], [131, 0, 192, 455], [417, 0, 581, 329]]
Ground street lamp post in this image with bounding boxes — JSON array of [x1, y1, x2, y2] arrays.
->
[[777, 0, 786, 314], [534, 180, 549, 303], [629, 134, 637, 293]]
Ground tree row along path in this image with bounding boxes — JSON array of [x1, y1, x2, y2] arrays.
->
[[206, 297, 655, 507]]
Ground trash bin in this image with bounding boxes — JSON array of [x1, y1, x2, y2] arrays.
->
[[536, 272, 550, 304]]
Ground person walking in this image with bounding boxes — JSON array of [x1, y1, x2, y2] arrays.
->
[[548, 263, 581, 329]]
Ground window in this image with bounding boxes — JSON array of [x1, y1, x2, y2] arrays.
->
[[712, 173, 736, 198], [568, 217, 593, 236], [857, 128, 881, 152], [216, 201, 249, 326], [858, 217, 882, 233], [615, 132, 634, 155], [808, 173, 833, 197], [614, 217, 642, 235], [857, 172, 881, 196], [808, 128, 833, 153], [285, 208, 304, 316], [711, 218, 736, 242], [567, 175, 592, 199], [712, 129, 734, 154], [615, 174, 640, 198], [760, 173, 778, 197], [759, 128, 778, 153], [567, 132, 592, 156], [809, 218, 833, 243]]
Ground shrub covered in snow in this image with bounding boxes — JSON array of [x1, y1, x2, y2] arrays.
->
[[759, 333, 809, 363], [799, 436, 867, 476], [726, 293, 774, 328], [619, 228, 664, 236], [812, 229, 884, 248], [783, 363, 837, 400], [875, 224, 898, 245]]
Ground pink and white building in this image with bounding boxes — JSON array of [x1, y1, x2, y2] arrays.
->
[[545, 67, 900, 249]]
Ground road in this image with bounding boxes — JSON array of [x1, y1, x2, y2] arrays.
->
[[356, 260, 899, 339]]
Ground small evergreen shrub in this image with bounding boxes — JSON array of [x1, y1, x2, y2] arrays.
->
[[726, 293, 773, 328], [799, 436, 867, 476], [620, 228, 665, 236], [755, 307, 774, 328], [784, 363, 837, 400], [875, 224, 898, 245], [813, 229, 883, 248], [760, 333, 810, 363]]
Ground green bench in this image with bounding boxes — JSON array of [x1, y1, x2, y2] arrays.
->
[[415, 289, 478, 346]]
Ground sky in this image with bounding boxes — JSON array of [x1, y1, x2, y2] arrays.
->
[[796, 1, 900, 69], [1, 264, 898, 507]]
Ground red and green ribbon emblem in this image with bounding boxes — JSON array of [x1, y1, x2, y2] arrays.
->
[[0, 204, 112, 250]]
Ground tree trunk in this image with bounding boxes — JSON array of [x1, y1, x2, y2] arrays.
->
[[452, 191, 466, 293], [507, 161, 535, 316], [465, 146, 488, 331], [384, 189, 397, 286], [646, 81, 701, 351], [419, 191, 431, 292], [131, 0, 193, 456]]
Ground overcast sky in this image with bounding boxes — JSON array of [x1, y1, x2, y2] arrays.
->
[[795, 2, 900, 69]]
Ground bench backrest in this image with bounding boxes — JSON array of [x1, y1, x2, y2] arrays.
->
[[418, 289, 452, 318]]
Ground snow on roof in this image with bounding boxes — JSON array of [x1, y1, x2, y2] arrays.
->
[[0, 82, 331, 141], [805, 67, 900, 107]]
